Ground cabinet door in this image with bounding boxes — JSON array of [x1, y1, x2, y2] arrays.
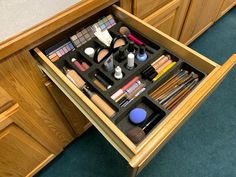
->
[[144, 0, 190, 39], [133, 0, 172, 19], [0, 50, 74, 153], [45, 81, 91, 136], [0, 124, 53, 177], [180, 0, 224, 44], [216, 0, 236, 19]]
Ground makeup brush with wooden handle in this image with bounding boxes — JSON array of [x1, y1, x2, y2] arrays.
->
[[126, 113, 161, 144], [156, 72, 195, 101], [165, 78, 199, 110], [158, 73, 198, 104], [154, 71, 188, 98], [63, 67, 115, 117], [150, 70, 188, 99]]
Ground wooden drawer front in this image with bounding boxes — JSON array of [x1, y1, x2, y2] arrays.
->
[[133, 0, 172, 19], [33, 4, 236, 172], [144, 0, 190, 39], [0, 124, 53, 177]]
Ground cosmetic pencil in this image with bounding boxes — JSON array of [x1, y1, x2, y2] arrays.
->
[[121, 87, 146, 107], [115, 80, 141, 102], [118, 83, 145, 105], [111, 76, 140, 100], [152, 62, 176, 82], [142, 55, 170, 79], [93, 79, 107, 91]]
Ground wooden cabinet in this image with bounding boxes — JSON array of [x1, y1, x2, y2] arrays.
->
[[179, 0, 225, 44], [143, 0, 190, 39], [0, 88, 54, 177], [133, 0, 172, 19], [120, 0, 235, 44], [0, 49, 74, 153], [216, 0, 236, 20], [0, 124, 53, 177]]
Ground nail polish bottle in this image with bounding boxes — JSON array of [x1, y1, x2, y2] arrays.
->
[[114, 66, 123, 80], [136, 45, 147, 61], [118, 46, 128, 62], [127, 41, 135, 53], [126, 53, 135, 70]]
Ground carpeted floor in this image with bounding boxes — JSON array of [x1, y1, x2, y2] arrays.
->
[[36, 7, 236, 177]]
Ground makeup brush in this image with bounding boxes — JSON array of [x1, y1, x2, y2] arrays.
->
[[151, 70, 189, 100], [158, 73, 198, 105], [156, 72, 194, 101], [119, 26, 155, 53], [119, 26, 143, 45], [165, 78, 199, 110], [150, 70, 187, 98], [126, 113, 161, 144]]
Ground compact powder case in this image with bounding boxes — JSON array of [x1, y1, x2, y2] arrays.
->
[[94, 48, 110, 63], [110, 36, 127, 50]]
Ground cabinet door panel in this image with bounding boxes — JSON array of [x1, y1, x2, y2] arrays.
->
[[0, 124, 53, 177], [144, 0, 190, 39], [133, 0, 171, 19], [45, 81, 91, 136], [180, 0, 224, 44], [0, 50, 74, 152], [216, 0, 236, 19]]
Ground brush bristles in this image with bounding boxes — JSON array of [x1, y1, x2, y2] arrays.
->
[[119, 26, 130, 36], [126, 127, 145, 144]]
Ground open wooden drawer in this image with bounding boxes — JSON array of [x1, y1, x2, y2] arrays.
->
[[32, 3, 236, 177]]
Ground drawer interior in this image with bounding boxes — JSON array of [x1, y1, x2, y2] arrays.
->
[[32, 7, 214, 145]]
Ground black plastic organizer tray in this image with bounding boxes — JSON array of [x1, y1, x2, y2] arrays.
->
[[47, 16, 206, 144]]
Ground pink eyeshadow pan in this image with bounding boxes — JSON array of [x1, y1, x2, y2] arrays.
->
[[63, 47, 68, 53], [56, 51, 62, 57], [60, 49, 65, 55]]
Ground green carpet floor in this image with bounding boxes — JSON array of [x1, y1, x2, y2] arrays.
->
[[36, 7, 236, 177]]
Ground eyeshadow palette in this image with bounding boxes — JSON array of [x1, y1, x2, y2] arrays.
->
[[70, 26, 95, 48], [44, 39, 75, 62], [43, 14, 206, 144], [70, 15, 116, 48], [94, 14, 116, 31]]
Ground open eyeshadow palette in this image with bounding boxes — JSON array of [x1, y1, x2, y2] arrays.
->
[[42, 14, 206, 144]]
